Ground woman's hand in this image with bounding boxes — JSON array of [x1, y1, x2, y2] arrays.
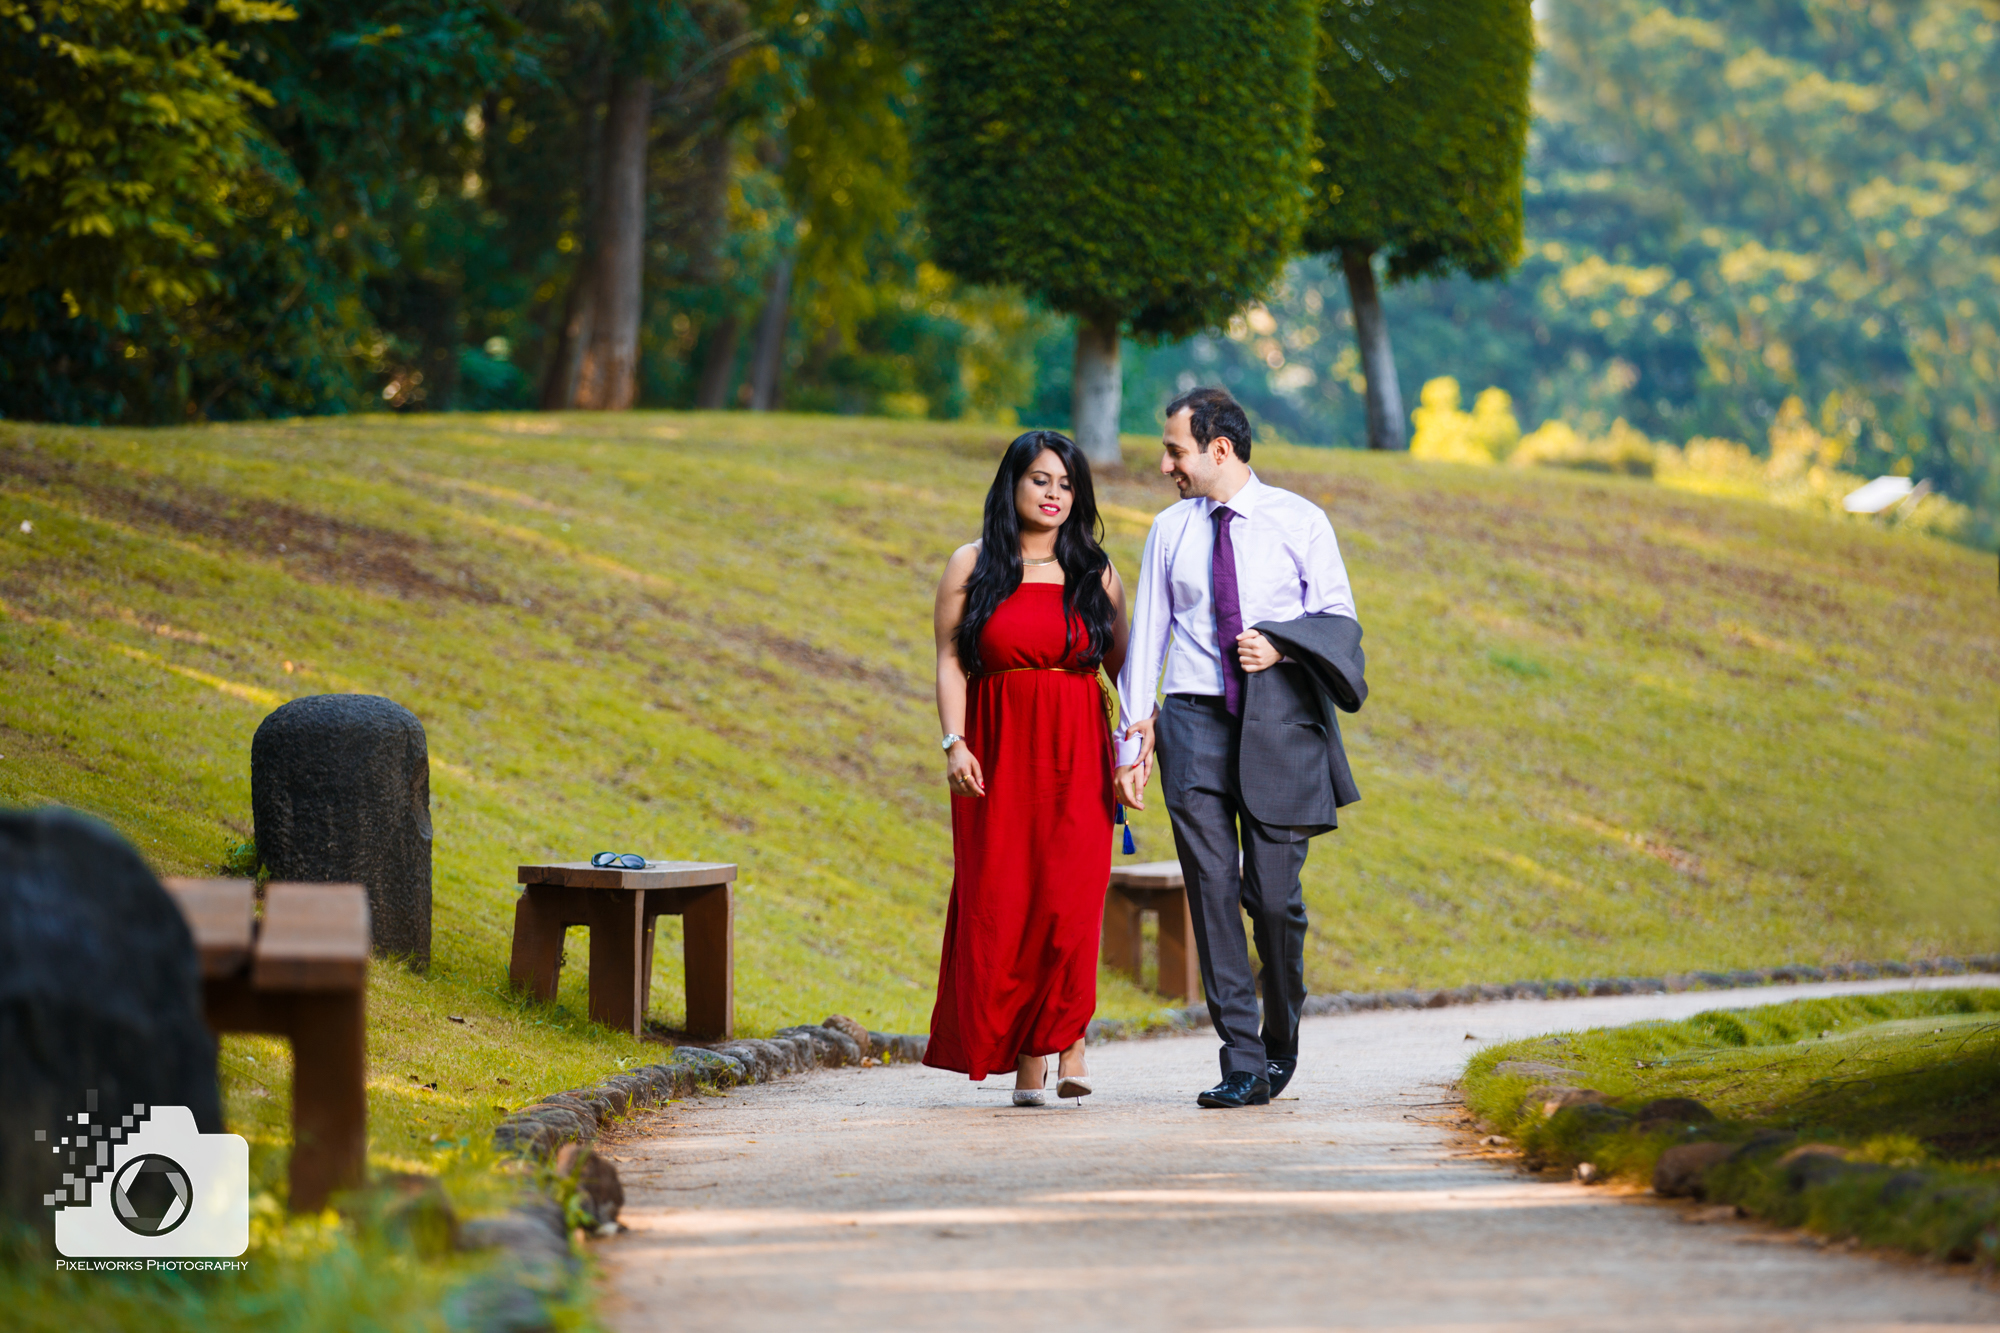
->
[[946, 740, 986, 798]]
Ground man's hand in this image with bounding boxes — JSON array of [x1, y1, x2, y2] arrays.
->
[[1235, 629, 1281, 673]]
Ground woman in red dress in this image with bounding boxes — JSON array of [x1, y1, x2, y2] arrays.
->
[[925, 430, 1130, 1105]]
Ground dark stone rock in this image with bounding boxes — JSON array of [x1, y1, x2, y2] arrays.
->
[[1777, 1143, 1862, 1191], [342, 1171, 458, 1258], [1878, 960, 1912, 977], [1727, 969, 1766, 987], [1380, 989, 1421, 1008], [1655, 1141, 1737, 1198], [1476, 983, 1511, 1001], [251, 694, 432, 967], [516, 1105, 592, 1141], [1691, 971, 1730, 989], [552, 1143, 624, 1229], [541, 1092, 609, 1123], [458, 1196, 574, 1289], [1492, 1060, 1583, 1082], [779, 1024, 859, 1066], [492, 1119, 562, 1159], [1630, 977, 1668, 995], [445, 1273, 558, 1333], [822, 1014, 873, 1055], [1548, 1101, 1631, 1136], [1846, 962, 1880, 979], [0, 807, 222, 1223], [1634, 1097, 1716, 1131], [1510, 981, 1549, 1000], [1549, 980, 1580, 998], [1524, 1085, 1609, 1118]]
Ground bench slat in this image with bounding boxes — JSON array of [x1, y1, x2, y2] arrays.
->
[[1109, 860, 1185, 890], [517, 860, 738, 891], [161, 878, 256, 979], [252, 884, 370, 991]]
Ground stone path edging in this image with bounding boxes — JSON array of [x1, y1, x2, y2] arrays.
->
[[1082, 952, 2000, 1042]]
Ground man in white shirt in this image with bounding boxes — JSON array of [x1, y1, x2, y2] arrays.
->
[[1115, 387, 1362, 1109]]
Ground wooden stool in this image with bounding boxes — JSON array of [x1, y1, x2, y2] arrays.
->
[[509, 860, 736, 1039], [1102, 861, 1203, 1001], [162, 878, 370, 1213]]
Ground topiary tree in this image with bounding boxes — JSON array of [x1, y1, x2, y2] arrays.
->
[[1305, 0, 1534, 450], [910, 0, 1316, 464]]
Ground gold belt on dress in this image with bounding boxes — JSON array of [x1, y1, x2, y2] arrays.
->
[[972, 666, 1118, 730]]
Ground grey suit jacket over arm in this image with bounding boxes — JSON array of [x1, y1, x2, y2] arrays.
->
[[1236, 614, 1367, 831]]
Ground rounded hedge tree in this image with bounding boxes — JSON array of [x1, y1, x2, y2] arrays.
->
[[910, 0, 1316, 463], [1305, 0, 1534, 450]]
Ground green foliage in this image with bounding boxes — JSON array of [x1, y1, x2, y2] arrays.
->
[[0, 0, 293, 327], [1304, 0, 1534, 279], [1462, 990, 2000, 1261], [910, 0, 1317, 337]]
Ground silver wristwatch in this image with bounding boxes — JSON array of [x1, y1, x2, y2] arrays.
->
[[940, 734, 963, 751]]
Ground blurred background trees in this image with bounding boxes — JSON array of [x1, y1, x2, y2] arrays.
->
[[908, 0, 1316, 464], [1304, 0, 1535, 450], [0, 0, 1992, 541]]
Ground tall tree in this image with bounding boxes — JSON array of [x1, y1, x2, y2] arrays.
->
[[910, 0, 1316, 464], [1305, 0, 1533, 449]]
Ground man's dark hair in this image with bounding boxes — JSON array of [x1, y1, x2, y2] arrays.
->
[[1165, 386, 1252, 462]]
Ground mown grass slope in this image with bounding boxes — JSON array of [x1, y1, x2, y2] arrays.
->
[[1, 410, 1994, 1174], [1460, 989, 2000, 1262]]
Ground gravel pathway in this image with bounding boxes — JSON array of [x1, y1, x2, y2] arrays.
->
[[600, 976, 2000, 1332]]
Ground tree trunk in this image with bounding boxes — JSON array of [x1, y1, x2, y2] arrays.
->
[[570, 70, 651, 410], [748, 255, 794, 411], [1341, 247, 1407, 451], [1072, 316, 1122, 467], [695, 311, 742, 409], [538, 275, 592, 410]]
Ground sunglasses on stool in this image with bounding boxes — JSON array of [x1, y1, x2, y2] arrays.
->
[[590, 852, 649, 869]]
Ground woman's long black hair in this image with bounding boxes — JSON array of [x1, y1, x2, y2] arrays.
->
[[956, 430, 1116, 675]]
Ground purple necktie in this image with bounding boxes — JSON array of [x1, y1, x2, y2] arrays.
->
[[1211, 506, 1244, 717]]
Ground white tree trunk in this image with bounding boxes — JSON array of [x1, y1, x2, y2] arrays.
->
[[748, 255, 793, 412], [1341, 247, 1407, 451], [572, 71, 651, 410], [1072, 317, 1122, 466]]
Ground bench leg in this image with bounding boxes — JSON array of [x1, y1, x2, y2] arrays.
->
[[1101, 887, 1143, 987], [286, 990, 367, 1213], [1156, 889, 1202, 1002], [508, 887, 567, 1002], [585, 890, 646, 1037], [682, 884, 733, 1040]]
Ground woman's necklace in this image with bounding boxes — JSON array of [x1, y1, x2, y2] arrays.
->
[[1020, 554, 1058, 567]]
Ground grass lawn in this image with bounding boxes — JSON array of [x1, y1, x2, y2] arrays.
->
[[1460, 988, 2000, 1262], [1, 408, 1994, 1201]]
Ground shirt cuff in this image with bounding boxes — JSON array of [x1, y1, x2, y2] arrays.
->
[[1114, 733, 1144, 768]]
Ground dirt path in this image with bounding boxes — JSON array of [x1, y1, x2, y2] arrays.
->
[[600, 977, 2000, 1332]]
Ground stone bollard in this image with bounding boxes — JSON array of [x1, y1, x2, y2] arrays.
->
[[0, 807, 223, 1224], [252, 694, 433, 968]]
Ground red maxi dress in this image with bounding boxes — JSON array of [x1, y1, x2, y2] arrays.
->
[[925, 582, 1115, 1080]]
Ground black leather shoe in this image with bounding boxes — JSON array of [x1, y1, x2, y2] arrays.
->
[[1197, 1072, 1271, 1108], [1266, 1058, 1297, 1098]]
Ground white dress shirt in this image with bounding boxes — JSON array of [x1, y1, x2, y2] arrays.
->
[[1115, 472, 1356, 766]]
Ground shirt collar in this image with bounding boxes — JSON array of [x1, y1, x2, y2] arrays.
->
[[1202, 471, 1265, 522]]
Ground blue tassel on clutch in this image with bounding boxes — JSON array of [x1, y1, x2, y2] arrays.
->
[[1115, 803, 1136, 855]]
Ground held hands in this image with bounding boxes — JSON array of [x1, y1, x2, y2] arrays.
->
[[1113, 716, 1156, 810], [946, 740, 986, 798], [1235, 629, 1281, 673]]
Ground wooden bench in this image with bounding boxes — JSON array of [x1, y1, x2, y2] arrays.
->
[[161, 878, 370, 1213], [1102, 860, 1203, 1001], [509, 860, 736, 1039]]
